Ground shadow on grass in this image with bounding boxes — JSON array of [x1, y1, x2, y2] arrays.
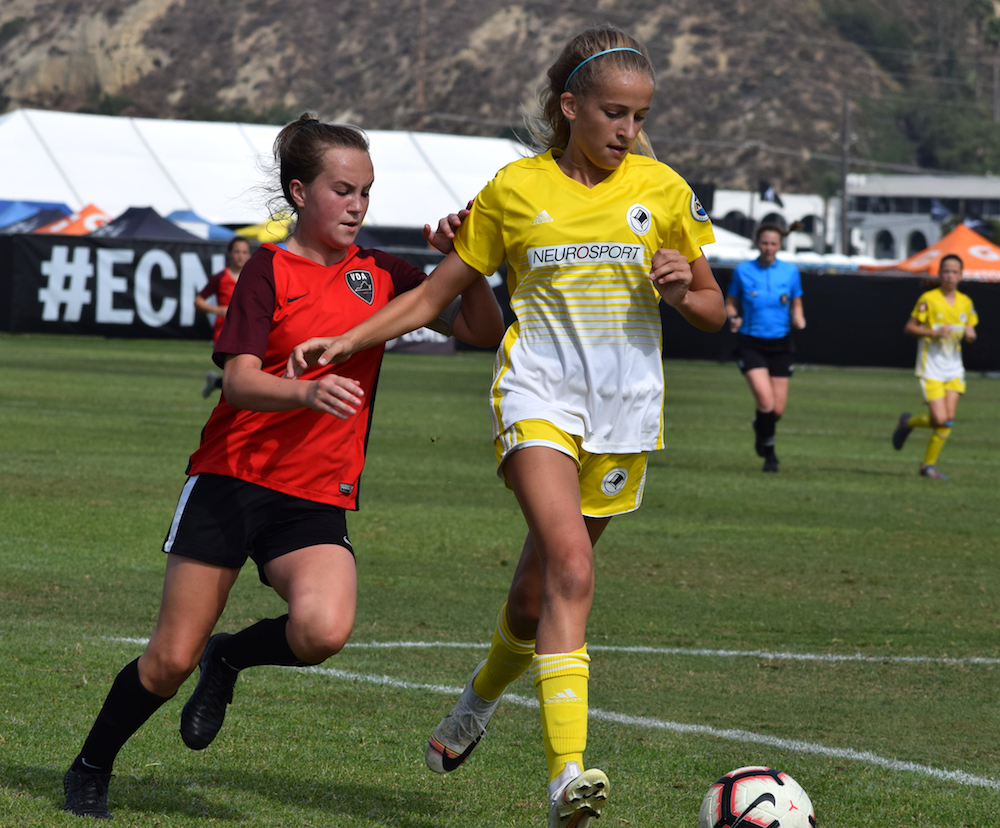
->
[[4, 763, 445, 826]]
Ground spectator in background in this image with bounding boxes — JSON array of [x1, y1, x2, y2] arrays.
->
[[892, 254, 978, 480], [195, 236, 252, 397], [725, 223, 806, 473]]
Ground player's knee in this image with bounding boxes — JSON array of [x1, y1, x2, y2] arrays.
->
[[543, 553, 594, 603], [288, 618, 353, 663], [140, 646, 201, 694]]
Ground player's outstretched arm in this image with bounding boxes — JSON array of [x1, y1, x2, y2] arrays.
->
[[224, 353, 364, 419], [651, 251, 726, 332]]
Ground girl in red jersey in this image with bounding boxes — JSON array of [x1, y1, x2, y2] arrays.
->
[[195, 235, 252, 397], [61, 114, 504, 820], [288, 26, 725, 828]]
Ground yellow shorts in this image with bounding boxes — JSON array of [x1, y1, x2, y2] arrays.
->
[[920, 377, 965, 403], [495, 419, 649, 518]]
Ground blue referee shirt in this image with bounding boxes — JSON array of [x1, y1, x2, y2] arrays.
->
[[728, 258, 803, 340]]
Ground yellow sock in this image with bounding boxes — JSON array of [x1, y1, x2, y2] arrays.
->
[[924, 427, 951, 466], [471, 603, 535, 702], [530, 647, 590, 783], [908, 413, 931, 429]]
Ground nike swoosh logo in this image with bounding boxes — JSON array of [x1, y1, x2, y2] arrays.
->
[[287, 294, 309, 303], [430, 731, 483, 772]]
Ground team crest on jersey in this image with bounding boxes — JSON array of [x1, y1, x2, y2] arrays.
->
[[780, 293, 789, 304], [345, 270, 374, 304], [626, 203, 652, 236], [690, 192, 709, 222], [601, 468, 628, 497], [960, 312, 967, 322]]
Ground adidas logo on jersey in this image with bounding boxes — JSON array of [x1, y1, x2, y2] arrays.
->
[[532, 210, 554, 225], [544, 688, 582, 705]]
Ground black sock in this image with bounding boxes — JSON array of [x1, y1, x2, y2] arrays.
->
[[215, 615, 308, 670], [754, 410, 777, 458], [72, 658, 172, 773]]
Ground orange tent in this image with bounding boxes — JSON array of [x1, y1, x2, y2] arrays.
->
[[861, 224, 1000, 282], [33, 204, 112, 235]]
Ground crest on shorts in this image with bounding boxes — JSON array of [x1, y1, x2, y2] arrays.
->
[[601, 468, 629, 497], [345, 270, 374, 304], [626, 203, 652, 235]]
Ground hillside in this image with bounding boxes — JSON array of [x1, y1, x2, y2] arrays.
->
[[1, 0, 998, 191]]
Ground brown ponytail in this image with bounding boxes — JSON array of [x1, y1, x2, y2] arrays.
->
[[272, 113, 369, 216]]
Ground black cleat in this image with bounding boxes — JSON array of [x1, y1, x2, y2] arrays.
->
[[63, 767, 113, 819], [180, 633, 238, 750], [762, 455, 779, 473], [892, 412, 912, 450]]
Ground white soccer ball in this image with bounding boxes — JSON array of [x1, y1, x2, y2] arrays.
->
[[698, 766, 816, 828]]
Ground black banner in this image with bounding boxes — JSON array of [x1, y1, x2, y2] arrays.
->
[[0, 234, 227, 338], [661, 268, 999, 371]]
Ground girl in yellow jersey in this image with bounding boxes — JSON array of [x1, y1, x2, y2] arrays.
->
[[287, 26, 725, 826], [892, 254, 978, 480]]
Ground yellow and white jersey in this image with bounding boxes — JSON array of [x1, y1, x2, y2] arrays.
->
[[911, 288, 978, 381], [454, 150, 715, 453]]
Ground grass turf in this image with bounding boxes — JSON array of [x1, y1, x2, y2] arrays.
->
[[1, 333, 999, 826]]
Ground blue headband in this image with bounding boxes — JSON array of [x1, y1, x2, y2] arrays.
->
[[564, 47, 644, 91]]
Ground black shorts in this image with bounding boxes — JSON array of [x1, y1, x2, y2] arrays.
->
[[162, 473, 354, 586], [734, 334, 795, 377]]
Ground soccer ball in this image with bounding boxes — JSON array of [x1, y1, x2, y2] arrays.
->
[[698, 766, 816, 828]]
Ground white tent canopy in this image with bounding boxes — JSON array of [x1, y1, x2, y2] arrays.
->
[[0, 108, 526, 227]]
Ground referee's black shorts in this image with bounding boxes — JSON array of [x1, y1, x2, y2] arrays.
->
[[162, 473, 354, 585], [734, 333, 795, 378]]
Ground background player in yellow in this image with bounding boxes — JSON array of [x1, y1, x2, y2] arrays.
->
[[892, 254, 978, 480], [286, 25, 725, 827]]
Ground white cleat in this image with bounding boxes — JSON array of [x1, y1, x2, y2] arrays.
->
[[547, 761, 610, 828]]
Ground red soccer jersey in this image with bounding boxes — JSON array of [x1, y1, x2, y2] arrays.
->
[[187, 243, 425, 509], [198, 269, 239, 345]]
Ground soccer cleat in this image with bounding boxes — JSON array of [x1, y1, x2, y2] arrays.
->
[[425, 660, 501, 773], [180, 633, 238, 750], [548, 762, 609, 828], [762, 455, 779, 473], [201, 371, 221, 399], [63, 767, 113, 819], [892, 412, 912, 450], [920, 464, 948, 481]]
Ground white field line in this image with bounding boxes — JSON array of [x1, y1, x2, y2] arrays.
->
[[111, 637, 1000, 666], [106, 636, 1000, 789], [304, 665, 1000, 791]]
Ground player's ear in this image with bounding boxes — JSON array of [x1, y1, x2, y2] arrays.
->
[[560, 91, 578, 122], [288, 179, 307, 210]]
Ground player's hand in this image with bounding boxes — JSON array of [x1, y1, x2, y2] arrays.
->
[[728, 315, 742, 333], [934, 324, 953, 338], [422, 200, 473, 255], [964, 325, 977, 342], [792, 312, 806, 330], [302, 374, 365, 419], [649, 248, 693, 308], [284, 336, 356, 378]]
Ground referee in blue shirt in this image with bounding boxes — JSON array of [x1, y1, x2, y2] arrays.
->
[[725, 223, 806, 472]]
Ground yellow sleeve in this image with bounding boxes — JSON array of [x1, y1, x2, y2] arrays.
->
[[453, 171, 508, 277], [658, 176, 715, 263], [911, 292, 931, 324]]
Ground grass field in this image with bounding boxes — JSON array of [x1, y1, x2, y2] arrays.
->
[[1, 333, 999, 827]]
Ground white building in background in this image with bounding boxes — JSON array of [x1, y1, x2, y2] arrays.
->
[[711, 189, 836, 254], [846, 174, 1000, 260]]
